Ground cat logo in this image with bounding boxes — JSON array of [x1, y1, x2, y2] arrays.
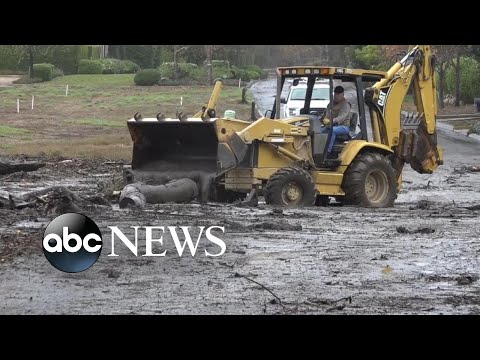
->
[[378, 90, 387, 107]]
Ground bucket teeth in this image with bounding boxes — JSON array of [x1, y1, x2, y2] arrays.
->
[[156, 113, 165, 121], [134, 112, 143, 121], [178, 112, 188, 122]]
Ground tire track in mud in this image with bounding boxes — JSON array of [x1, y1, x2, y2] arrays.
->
[[1, 201, 479, 314]]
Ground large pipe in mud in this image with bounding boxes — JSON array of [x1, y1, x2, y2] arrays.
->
[[119, 178, 199, 208]]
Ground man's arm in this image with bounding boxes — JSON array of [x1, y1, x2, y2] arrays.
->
[[332, 102, 351, 126], [325, 103, 332, 119]]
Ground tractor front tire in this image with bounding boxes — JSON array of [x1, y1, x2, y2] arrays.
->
[[264, 167, 316, 206]]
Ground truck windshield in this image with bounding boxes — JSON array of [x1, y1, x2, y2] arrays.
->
[[291, 88, 330, 101]]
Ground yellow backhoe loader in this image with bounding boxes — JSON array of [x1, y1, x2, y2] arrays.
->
[[127, 45, 443, 207]]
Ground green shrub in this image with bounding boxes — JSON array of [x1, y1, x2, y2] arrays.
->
[[134, 69, 161, 86], [159, 63, 175, 79], [242, 64, 267, 79], [226, 65, 266, 81], [100, 58, 123, 74], [98, 59, 140, 74], [78, 59, 104, 74], [33, 63, 54, 81], [159, 62, 200, 80], [445, 57, 480, 104], [121, 60, 140, 74], [52, 67, 64, 78]]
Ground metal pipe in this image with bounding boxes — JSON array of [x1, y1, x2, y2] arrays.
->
[[270, 143, 303, 162]]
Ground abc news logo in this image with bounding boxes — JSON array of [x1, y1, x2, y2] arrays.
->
[[43, 213, 103, 273], [42, 213, 226, 273]]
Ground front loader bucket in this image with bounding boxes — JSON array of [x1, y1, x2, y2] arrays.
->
[[127, 118, 219, 172]]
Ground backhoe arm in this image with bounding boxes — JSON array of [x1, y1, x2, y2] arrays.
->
[[193, 79, 223, 120], [365, 45, 443, 174]]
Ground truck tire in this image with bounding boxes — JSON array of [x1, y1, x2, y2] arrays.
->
[[264, 167, 316, 206], [342, 152, 396, 207]]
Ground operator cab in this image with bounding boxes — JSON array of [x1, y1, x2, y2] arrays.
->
[[271, 66, 387, 168]]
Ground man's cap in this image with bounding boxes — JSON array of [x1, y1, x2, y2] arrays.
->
[[334, 85, 344, 93]]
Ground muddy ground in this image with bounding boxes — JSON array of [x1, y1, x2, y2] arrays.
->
[[1, 80, 480, 314]]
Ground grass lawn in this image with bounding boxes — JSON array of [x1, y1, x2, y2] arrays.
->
[[0, 74, 255, 161]]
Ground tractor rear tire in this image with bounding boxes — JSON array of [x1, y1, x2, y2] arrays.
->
[[264, 167, 316, 206], [342, 152, 396, 207]]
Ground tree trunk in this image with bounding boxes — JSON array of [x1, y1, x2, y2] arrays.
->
[[0, 160, 45, 175], [205, 45, 213, 85], [28, 47, 34, 79], [439, 64, 445, 109], [455, 54, 461, 107], [173, 45, 178, 81]]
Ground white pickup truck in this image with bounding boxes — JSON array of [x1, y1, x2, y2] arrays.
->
[[281, 80, 330, 118]]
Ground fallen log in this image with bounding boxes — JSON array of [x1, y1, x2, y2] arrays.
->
[[0, 191, 40, 210], [0, 160, 46, 175], [119, 178, 199, 208], [21, 186, 82, 202]]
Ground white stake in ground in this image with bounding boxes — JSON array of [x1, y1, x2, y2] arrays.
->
[[239, 78, 241, 88], [66, 85, 69, 96], [17, 99, 19, 113], [181, 96, 183, 106], [31, 95, 35, 110]]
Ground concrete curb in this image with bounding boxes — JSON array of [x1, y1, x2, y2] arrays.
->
[[437, 122, 480, 143]]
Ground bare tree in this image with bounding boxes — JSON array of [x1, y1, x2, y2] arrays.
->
[[204, 45, 217, 85], [433, 45, 456, 109], [449, 45, 469, 107], [173, 45, 190, 81]]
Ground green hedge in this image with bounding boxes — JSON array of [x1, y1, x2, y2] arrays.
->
[[78, 60, 105, 74], [121, 60, 140, 74], [33, 63, 54, 81], [134, 69, 161, 86], [230, 65, 266, 81], [52, 68, 64, 79], [0, 45, 102, 74], [159, 62, 202, 80], [100, 58, 140, 74]]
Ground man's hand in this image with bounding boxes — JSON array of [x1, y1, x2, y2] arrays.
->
[[322, 118, 331, 126]]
